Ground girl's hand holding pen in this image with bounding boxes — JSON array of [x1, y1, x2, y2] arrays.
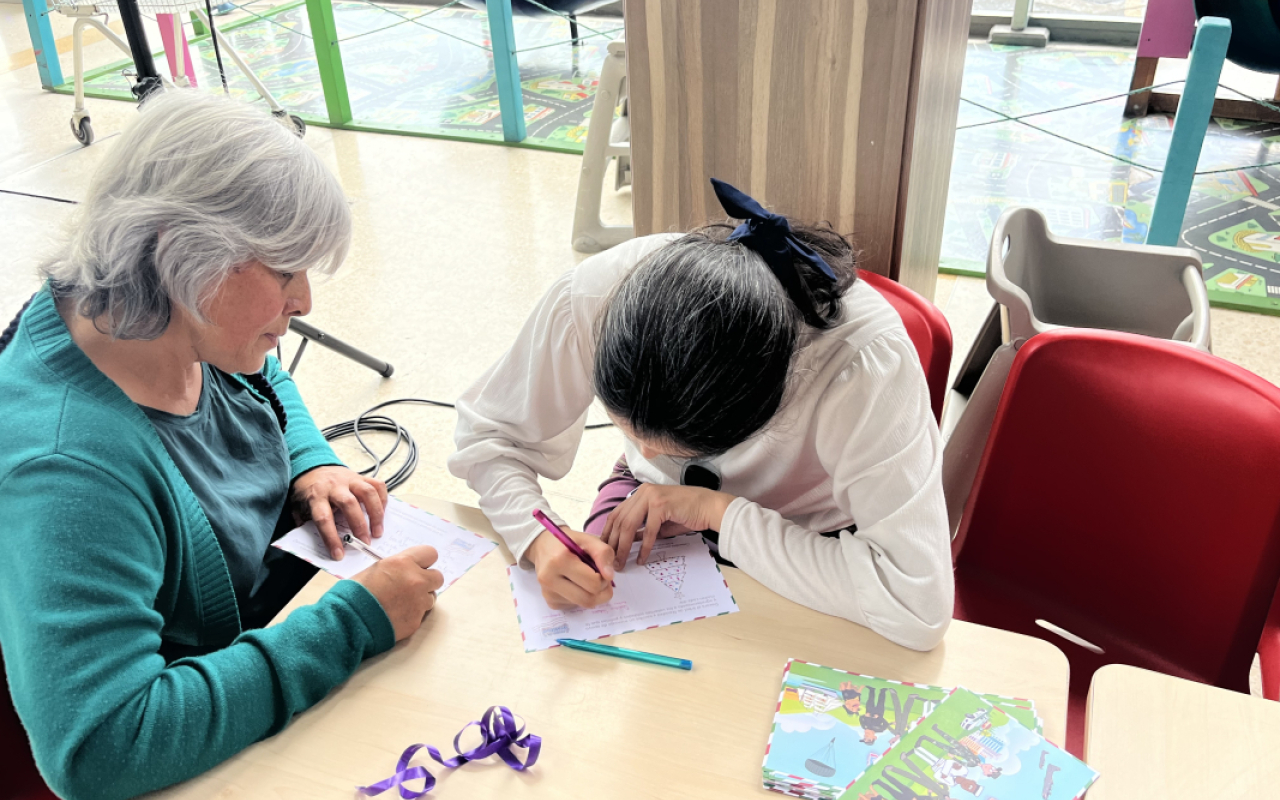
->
[[526, 528, 615, 611]]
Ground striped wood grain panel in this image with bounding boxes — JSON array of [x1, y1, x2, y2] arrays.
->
[[625, 0, 919, 277]]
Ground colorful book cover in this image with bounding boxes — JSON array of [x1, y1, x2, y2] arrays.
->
[[762, 661, 1043, 798], [838, 688, 1098, 800]]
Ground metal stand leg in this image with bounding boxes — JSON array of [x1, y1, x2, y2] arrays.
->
[[569, 12, 580, 46], [287, 319, 394, 377], [116, 0, 164, 101]]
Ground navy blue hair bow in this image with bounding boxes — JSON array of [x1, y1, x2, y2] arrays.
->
[[710, 178, 836, 325]]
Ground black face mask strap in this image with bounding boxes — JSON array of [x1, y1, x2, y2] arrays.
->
[[243, 371, 288, 433], [681, 460, 722, 491]]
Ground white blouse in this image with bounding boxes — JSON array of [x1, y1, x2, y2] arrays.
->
[[449, 234, 953, 650]]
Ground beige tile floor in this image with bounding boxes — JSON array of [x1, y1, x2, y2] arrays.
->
[[1, 4, 1274, 690]]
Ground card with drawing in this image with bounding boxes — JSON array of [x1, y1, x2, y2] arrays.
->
[[762, 661, 1044, 800], [507, 533, 739, 652], [837, 688, 1097, 800]]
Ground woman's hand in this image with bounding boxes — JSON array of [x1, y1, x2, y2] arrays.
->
[[291, 466, 388, 559], [525, 529, 616, 611], [350, 545, 444, 641], [601, 485, 735, 568]]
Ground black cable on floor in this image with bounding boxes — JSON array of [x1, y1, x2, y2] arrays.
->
[[321, 397, 615, 491], [0, 189, 78, 205]]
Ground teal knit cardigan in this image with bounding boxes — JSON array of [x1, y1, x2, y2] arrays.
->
[[0, 289, 396, 799]]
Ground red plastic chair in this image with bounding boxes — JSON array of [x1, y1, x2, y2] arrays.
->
[[858, 270, 952, 422], [952, 329, 1280, 757], [1, 652, 58, 799]]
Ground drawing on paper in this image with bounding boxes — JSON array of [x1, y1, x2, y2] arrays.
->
[[645, 555, 686, 595]]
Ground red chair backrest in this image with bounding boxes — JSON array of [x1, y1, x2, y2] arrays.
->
[[954, 329, 1280, 689], [1, 651, 58, 799], [857, 270, 952, 422]]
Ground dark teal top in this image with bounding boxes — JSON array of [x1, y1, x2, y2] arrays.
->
[[0, 288, 396, 800], [141, 364, 291, 613]]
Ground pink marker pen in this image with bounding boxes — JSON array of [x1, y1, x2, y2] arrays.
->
[[532, 509, 615, 587]]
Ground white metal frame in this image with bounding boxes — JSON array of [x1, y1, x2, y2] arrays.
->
[[55, 0, 293, 143], [63, 6, 156, 125], [188, 7, 286, 112]]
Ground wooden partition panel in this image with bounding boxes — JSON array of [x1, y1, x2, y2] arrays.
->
[[893, 0, 974, 299], [625, 0, 919, 277]]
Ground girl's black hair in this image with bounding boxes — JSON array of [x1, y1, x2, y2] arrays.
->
[[1, 294, 287, 434], [593, 220, 857, 457]]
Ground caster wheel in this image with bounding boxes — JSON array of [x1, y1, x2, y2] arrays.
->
[[71, 116, 94, 147], [274, 109, 306, 138]]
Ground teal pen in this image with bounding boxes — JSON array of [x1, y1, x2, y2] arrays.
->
[[556, 638, 693, 670]]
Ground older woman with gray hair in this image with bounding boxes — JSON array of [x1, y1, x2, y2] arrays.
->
[[0, 91, 442, 799]]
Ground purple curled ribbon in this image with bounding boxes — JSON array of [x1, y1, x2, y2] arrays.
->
[[357, 706, 541, 799]]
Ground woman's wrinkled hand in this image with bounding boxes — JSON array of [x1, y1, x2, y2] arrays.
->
[[291, 466, 389, 559]]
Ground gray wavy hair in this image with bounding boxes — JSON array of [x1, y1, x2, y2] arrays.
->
[[43, 90, 352, 339]]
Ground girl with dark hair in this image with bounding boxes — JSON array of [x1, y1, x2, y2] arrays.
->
[[450, 180, 952, 651]]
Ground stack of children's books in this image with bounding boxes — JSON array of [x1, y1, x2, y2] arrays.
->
[[762, 660, 1098, 800]]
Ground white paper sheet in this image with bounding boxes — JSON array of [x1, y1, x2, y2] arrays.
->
[[507, 533, 739, 652], [272, 496, 497, 589]]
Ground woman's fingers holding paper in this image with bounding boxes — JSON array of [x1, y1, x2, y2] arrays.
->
[[350, 479, 386, 538]]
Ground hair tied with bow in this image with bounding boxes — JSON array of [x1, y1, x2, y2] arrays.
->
[[709, 178, 837, 327]]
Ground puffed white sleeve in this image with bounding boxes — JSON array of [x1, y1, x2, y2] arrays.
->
[[448, 270, 596, 564], [716, 333, 954, 651], [449, 234, 680, 564]]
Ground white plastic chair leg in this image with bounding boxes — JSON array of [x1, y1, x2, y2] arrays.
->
[[572, 38, 633, 253]]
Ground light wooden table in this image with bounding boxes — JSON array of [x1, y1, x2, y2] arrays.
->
[[1085, 664, 1280, 798], [156, 496, 1069, 798]]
